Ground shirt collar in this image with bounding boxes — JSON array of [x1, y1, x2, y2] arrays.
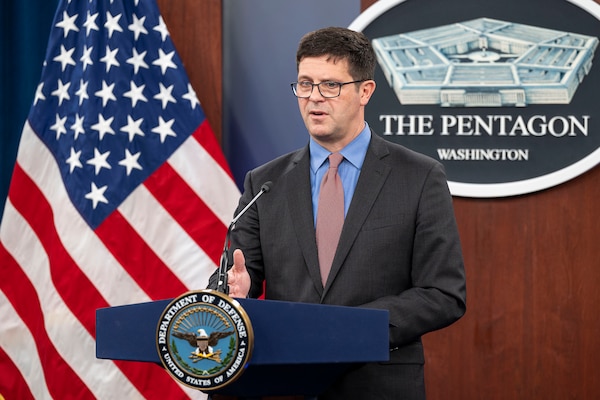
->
[[309, 122, 372, 173]]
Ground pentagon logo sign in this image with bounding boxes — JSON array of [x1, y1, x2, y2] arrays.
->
[[371, 18, 597, 108], [156, 290, 253, 391], [350, 0, 600, 197]]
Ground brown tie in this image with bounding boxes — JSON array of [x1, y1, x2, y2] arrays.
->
[[316, 152, 344, 286]]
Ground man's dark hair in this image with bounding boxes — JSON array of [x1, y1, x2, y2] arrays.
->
[[296, 27, 376, 81]]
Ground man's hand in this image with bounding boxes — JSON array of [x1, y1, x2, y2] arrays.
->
[[227, 249, 251, 298]]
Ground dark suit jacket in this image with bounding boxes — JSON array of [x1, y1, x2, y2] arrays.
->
[[211, 133, 466, 398]]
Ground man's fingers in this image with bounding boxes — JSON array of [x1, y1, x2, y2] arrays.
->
[[232, 248, 245, 271]]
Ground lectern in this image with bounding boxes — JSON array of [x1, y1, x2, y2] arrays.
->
[[96, 295, 389, 397]]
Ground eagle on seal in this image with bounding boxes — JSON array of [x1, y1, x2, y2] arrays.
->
[[173, 328, 233, 358]]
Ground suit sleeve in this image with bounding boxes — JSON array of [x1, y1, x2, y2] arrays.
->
[[360, 162, 466, 347]]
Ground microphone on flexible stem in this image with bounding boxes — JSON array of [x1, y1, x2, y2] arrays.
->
[[216, 181, 273, 294]]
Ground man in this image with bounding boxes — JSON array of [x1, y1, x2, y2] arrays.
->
[[210, 27, 466, 399]]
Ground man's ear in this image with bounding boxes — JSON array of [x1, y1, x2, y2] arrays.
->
[[360, 80, 377, 105]]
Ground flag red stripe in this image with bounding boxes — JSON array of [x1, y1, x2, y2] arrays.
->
[[10, 164, 108, 334], [0, 344, 34, 400], [193, 120, 235, 179], [0, 243, 95, 399], [145, 161, 227, 264], [95, 209, 189, 299], [9, 165, 189, 399]]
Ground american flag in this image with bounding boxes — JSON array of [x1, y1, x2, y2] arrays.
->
[[0, 0, 239, 398]]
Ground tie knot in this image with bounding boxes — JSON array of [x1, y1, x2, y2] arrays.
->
[[328, 152, 343, 169]]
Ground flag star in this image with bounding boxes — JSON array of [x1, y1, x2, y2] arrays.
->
[[152, 48, 176, 75], [94, 80, 117, 107], [153, 16, 169, 42], [118, 149, 143, 176], [53, 45, 76, 71], [83, 11, 99, 36], [71, 113, 85, 139], [85, 182, 109, 209], [128, 14, 148, 40], [51, 79, 71, 106], [120, 115, 145, 142], [153, 83, 176, 109], [123, 81, 148, 107], [80, 45, 94, 71], [151, 116, 176, 143], [34, 83, 46, 105], [87, 148, 112, 175], [55, 10, 79, 38], [75, 79, 89, 105], [66, 147, 83, 173], [100, 45, 120, 72], [50, 114, 67, 140], [91, 114, 115, 140], [126, 48, 149, 74], [104, 11, 123, 38], [182, 83, 200, 109]]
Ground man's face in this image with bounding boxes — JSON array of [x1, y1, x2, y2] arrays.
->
[[296, 55, 375, 151]]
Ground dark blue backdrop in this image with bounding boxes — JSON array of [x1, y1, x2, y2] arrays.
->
[[222, 0, 360, 186], [0, 0, 59, 220]]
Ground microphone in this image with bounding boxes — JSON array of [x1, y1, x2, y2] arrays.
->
[[216, 181, 273, 294]]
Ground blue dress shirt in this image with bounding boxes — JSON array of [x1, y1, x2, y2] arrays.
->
[[309, 123, 371, 225]]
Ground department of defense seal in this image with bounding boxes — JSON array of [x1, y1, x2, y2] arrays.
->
[[156, 290, 253, 391]]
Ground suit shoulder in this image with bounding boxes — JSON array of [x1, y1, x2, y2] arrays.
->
[[244, 147, 308, 189], [372, 133, 441, 169], [252, 148, 305, 174]]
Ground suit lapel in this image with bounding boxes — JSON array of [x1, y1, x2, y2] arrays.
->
[[284, 147, 324, 295], [324, 135, 392, 293]]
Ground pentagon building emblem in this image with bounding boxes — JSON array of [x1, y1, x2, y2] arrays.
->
[[156, 290, 253, 391], [372, 18, 599, 107]]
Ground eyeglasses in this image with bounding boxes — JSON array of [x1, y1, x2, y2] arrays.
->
[[290, 80, 366, 98]]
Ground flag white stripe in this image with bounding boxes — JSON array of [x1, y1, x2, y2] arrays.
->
[[119, 181, 215, 289], [0, 201, 143, 400], [17, 123, 151, 306], [168, 135, 240, 225], [0, 290, 50, 400]]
